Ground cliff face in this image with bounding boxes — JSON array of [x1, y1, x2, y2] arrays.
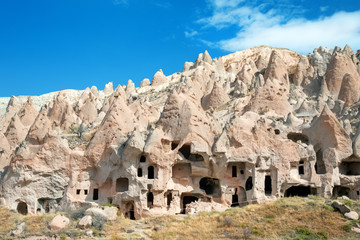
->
[[1, 45, 360, 218]]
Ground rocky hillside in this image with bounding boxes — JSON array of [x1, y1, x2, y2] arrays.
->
[[0, 45, 360, 221]]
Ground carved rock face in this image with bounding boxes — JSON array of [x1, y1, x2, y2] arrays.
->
[[0, 45, 360, 217]]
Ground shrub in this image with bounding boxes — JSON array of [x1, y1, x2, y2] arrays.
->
[[222, 216, 233, 227], [93, 215, 107, 231]]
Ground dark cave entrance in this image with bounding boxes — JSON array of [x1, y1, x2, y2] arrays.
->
[[17, 201, 28, 215], [285, 186, 316, 197]]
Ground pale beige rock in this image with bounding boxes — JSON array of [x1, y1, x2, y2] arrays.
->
[[151, 69, 167, 86], [77, 215, 92, 229], [48, 215, 70, 231], [1, 45, 360, 220], [345, 211, 359, 220]]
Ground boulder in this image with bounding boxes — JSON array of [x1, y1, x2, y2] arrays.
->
[[10, 222, 25, 236], [48, 215, 70, 231], [85, 206, 117, 221], [345, 211, 359, 220], [332, 201, 351, 214], [77, 215, 92, 229]]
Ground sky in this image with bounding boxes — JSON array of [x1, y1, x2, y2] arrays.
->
[[0, 0, 360, 97]]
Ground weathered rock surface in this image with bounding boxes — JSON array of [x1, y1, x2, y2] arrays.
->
[[77, 215, 92, 229], [1, 45, 360, 220], [48, 215, 70, 231]]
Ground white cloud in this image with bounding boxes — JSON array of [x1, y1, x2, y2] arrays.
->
[[197, 1, 360, 53], [185, 30, 198, 38]]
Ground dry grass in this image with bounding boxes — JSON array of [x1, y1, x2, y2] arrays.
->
[[1, 197, 360, 239], [147, 197, 358, 240]]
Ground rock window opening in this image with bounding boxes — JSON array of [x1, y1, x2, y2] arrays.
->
[[231, 188, 239, 207], [232, 166, 237, 177], [179, 144, 191, 159], [166, 192, 173, 207], [116, 178, 129, 192], [339, 162, 360, 175], [140, 155, 146, 163], [265, 175, 272, 196], [84, 189, 88, 195], [274, 129, 280, 135], [332, 186, 350, 198], [147, 192, 154, 208], [357, 191, 360, 196], [181, 195, 198, 214], [138, 168, 143, 177], [245, 177, 253, 191], [240, 169, 244, 175], [108, 198, 113, 204], [148, 166, 155, 179], [17, 201, 28, 215], [93, 189, 99, 200], [76, 189, 81, 195], [287, 133, 309, 144], [285, 185, 315, 197], [298, 160, 305, 175], [315, 149, 326, 174], [199, 177, 221, 197], [171, 141, 179, 150]]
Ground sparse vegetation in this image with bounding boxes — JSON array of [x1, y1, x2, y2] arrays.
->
[[1, 197, 360, 239]]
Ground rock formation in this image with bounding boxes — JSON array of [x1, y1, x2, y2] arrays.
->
[[1, 45, 360, 220]]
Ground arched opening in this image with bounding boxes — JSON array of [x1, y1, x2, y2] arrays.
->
[[199, 177, 221, 197], [274, 129, 280, 135], [148, 166, 155, 179], [116, 178, 129, 192], [17, 201, 28, 215], [245, 177, 253, 191], [181, 195, 198, 214], [315, 149, 326, 174], [265, 176, 272, 196], [124, 202, 135, 220], [287, 132, 309, 144], [147, 192, 154, 208], [137, 168, 143, 177], [285, 185, 316, 197]]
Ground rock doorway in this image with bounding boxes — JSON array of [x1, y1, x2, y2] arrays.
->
[[93, 188, 99, 200], [17, 201, 28, 215], [147, 192, 154, 208], [124, 202, 135, 220], [231, 188, 239, 207], [339, 162, 360, 175], [315, 149, 326, 174], [245, 177, 253, 190], [265, 175, 272, 196], [181, 195, 198, 214]]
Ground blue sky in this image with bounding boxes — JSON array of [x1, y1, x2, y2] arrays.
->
[[0, 0, 359, 97]]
